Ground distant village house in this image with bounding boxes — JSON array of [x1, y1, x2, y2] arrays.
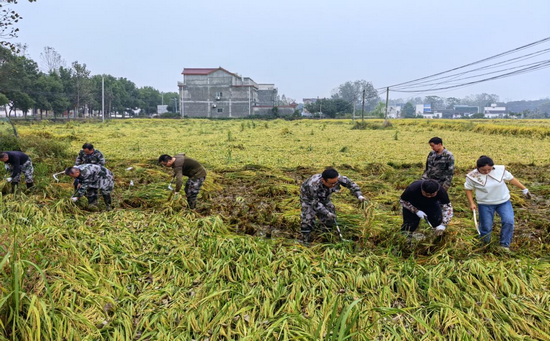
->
[[177, 67, 295, 118]]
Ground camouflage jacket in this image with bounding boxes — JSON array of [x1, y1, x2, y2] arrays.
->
[[300, 174, 363, 216], [422, 148, 455, 190], [75, 164, 113, 197], [75, 149, 105, 166]]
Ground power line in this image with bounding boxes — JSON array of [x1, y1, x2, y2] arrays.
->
[[390, 48, 550, 90], [393, 59, 550, 90], [391, 60, 550, 93], [378, 36, 550, 91]]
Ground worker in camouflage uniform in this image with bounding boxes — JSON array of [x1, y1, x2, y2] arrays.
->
[[159, 153, 207, 209], [0, 151, 34, 192], [422, 137, 455, 191], [65, 164, 114, 210], [300, 167, 365, 242], [74, 143, 106, 190]]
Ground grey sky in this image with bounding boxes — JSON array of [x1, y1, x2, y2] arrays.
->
[[14, 0, 550, 102]]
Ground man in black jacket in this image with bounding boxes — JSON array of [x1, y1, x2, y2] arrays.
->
[[0, 151, 34, 191], [400, 179, 453, 237]]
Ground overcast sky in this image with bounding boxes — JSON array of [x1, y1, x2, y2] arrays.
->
[[13, 0, 550, 102]]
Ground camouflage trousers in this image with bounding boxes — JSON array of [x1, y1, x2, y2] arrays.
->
[[184, 176, 205, 203], [5, 159, 34, 183], [85, 170, 114, 204], [300, 201, 336, 234]]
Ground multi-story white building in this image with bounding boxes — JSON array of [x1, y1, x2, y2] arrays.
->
[[483, 103, 507, 118]]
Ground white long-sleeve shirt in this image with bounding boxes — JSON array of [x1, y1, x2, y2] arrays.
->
[[464, 165, 514, 205]]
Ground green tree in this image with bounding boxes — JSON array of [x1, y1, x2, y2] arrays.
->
[[138, 86, 161, 116], [305, 98, 352, 118], [71, 61, 92, 117], [0, 93, 8, 106], [0, 51, 39, 117], [446, 97, 460, 109], [424, 96, 444, 110], [332, 80, 380, 112], [0, 0, 37, 53], [34, 72, 68, 118], [163, 92, 179, 112], [403, 102, 415, 117], [370, 102, 386, 118]]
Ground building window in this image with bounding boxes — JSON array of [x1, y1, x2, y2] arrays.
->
[[217, 108, 223, 113]]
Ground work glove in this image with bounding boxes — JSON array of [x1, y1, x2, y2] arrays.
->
[[358, 195, 366, 202], [435, 224, 446, 236], [416, 210, 427, 219], [522, 188, 531, 199], [6, 177, 12, 182], [71, 197, 79, 202]]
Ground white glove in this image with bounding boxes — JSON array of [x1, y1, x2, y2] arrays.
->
[[416, 210, 427, 219], [71, 197, 79, 202], [6, 177, 12, 182], [522, 188, 531, 198], [358, 195, 365, 202], [435, 224, 446, 231]]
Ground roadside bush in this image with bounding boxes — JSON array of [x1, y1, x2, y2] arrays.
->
[[20, 134, 71, 159], [0, 132, 21, 151]]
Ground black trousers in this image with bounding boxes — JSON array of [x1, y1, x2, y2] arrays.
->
[[401, 202, 442, 233]]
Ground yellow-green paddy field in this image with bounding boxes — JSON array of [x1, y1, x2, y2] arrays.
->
[[0, 118, 548, 340]]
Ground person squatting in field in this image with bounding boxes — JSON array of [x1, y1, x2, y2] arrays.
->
[[400, 179, 453, 237], [300, 167, 365, 243], [0, 151, 34, 192], [73, 143, 106, 190], [465, 155, 530, 251], [422, 137, 455, 191], [158, 153, 207, 209], [65, 164, 114, 211]]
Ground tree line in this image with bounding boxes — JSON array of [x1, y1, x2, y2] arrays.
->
[[0, 46, 178, 119]]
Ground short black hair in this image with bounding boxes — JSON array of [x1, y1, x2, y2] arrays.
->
[[158, 154, 172, 164], [421, 179, 440, 194], [476, 155, 494, 169], [321, 167, 339, 180], [428, 137, 443, 145], [0, 152, 6, 159], [64, 166, 79, 176], [82, 143, 94, 150]]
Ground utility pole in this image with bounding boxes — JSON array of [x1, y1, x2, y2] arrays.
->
[[161, 92, 164, 105], [361, 89, 365, 123], [384, 87, 389, 126], [352, 98, 356, 122], [102, 76, 105, 123], [172, 98, 178, 113]]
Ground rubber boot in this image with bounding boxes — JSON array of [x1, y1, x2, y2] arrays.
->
[[26, 182, 34, 189], [87, 195, 98, 208], [300, 232, 312, 245], [103, 194, 112, 211], [188, 199, 197, 209]]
